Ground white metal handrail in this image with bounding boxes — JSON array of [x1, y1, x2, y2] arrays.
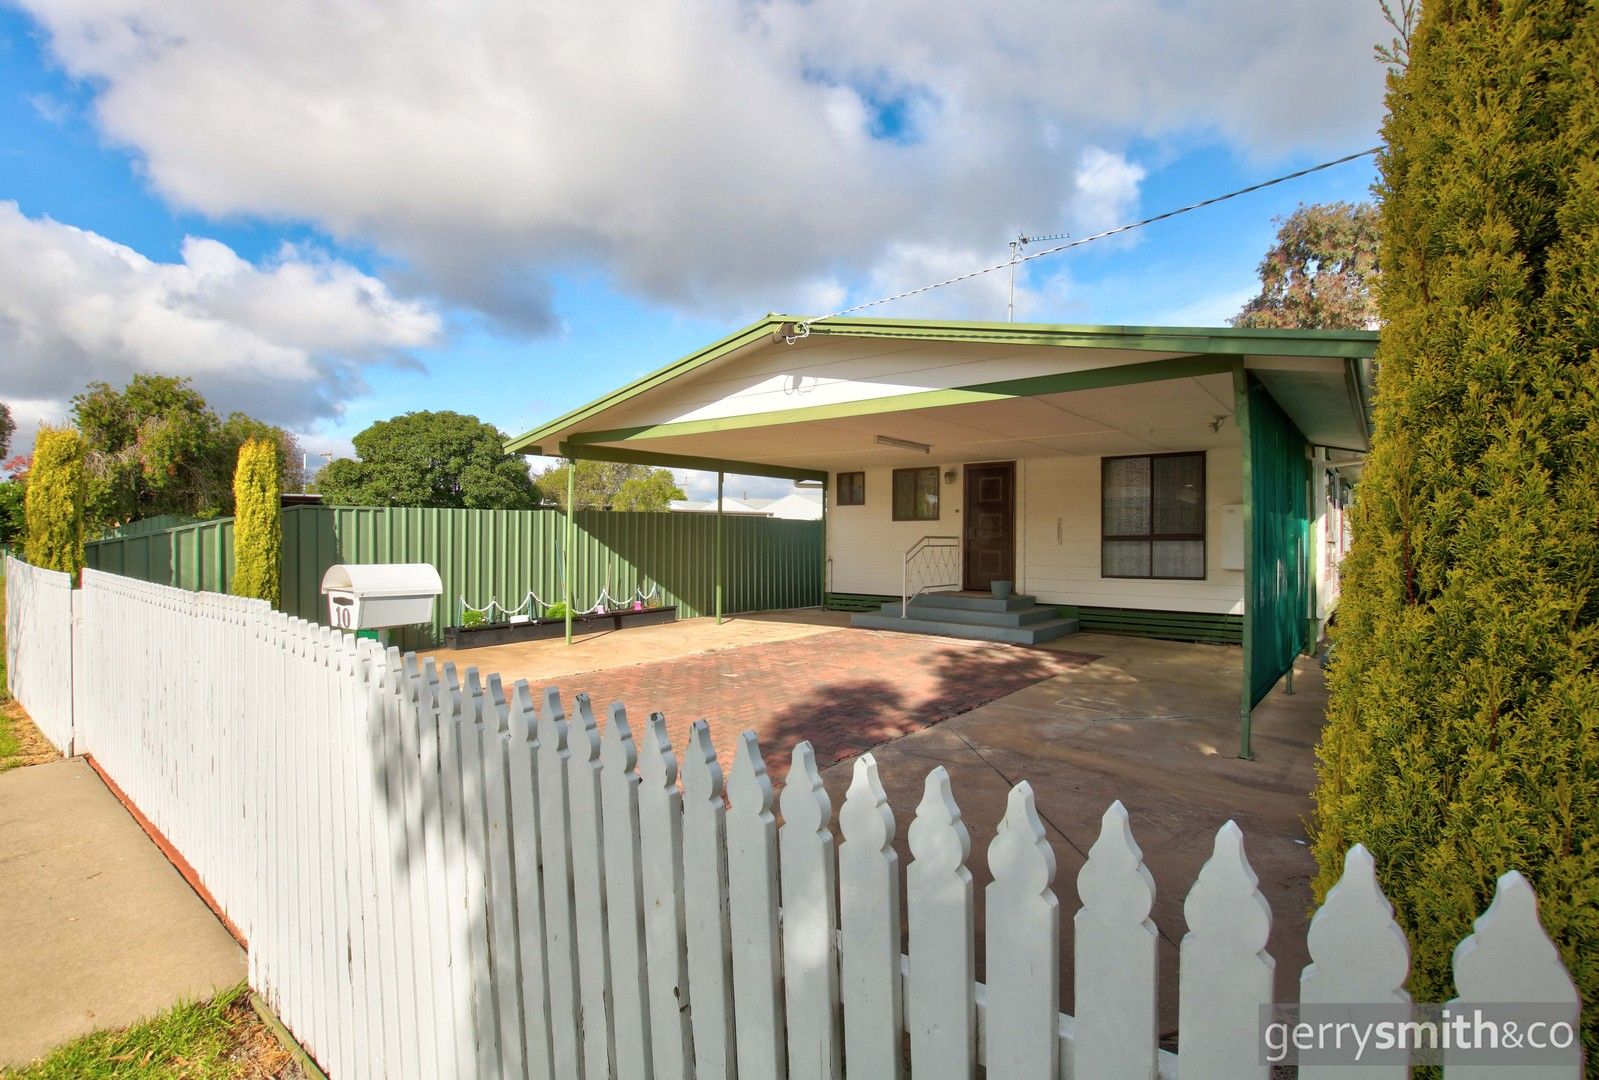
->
[[902, 534, 960, 617]]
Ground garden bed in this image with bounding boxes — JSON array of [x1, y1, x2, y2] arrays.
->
[[444, 605, 678, 649]]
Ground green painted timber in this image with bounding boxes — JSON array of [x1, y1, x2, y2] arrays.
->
[[823, 592, 898, 612], [1059, 605, 1243, 645], [86, 505, 824, 651]]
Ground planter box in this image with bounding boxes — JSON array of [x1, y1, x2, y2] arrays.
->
[[444, 605, 678, 650]]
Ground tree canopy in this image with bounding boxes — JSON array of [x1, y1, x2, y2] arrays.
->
[[1231, 202, 1380, 330], [314, 410, 540, 510], [0, 402, 13, 460], [71, 375, 303, 527], [536, 459, 685, 511], [1313, 0, 1597, 1057]]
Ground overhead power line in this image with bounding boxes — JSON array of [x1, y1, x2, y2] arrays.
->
[[794, 145, 1383, 333]]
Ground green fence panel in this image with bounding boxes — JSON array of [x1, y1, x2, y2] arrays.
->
[[88, 506, 825, 651], [1247, 380, 1312, 706]]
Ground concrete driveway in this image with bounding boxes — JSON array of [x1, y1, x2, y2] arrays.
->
[[813, 631, 1325, 1041], [450, 614, 1326, 1041]]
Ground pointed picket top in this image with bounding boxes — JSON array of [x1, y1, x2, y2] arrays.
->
[[728, 730, 774, 817], [780, 741, 830, 839], [1301, 844, 1410, 1005], [840, 753, 895, 852], [908, 766, 969, 874], [1184, 820, 1271, 953], [1077, 800, 1152, 918], [989, 781, 1054, 898], [599, 701, 639, 776], [439, 660, 462, 718], [638, 712, 678, 792], [535, 686, 570, 766], [682, 719, 724, 803], [402, 650, 423, 701], [508, 679, 538, 743], [1452, 870, 1578, 1007], [384, 645, 406, 695], [570, 694, 602, 764], [463, 667, 488, 729]]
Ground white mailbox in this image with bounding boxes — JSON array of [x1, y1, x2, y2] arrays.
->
[[320, 563, 443, 630]]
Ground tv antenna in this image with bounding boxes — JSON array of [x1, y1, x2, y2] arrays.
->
[[1007, 231, 1069, 321]]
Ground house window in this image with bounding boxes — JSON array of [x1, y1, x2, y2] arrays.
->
[[1101, 452, 1205, 579], [892, 467, 940, 521], [836, 472, 865, 506]]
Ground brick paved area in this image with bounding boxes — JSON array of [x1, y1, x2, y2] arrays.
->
[[539, 628, 1097, 788]]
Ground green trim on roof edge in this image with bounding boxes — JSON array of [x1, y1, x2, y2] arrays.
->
[[505, 313, 1378, 454], [556, 441, 828, 483], [565, 353, 1235, 446]]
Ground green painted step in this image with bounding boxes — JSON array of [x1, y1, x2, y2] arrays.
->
[[851, 611, 1080, 646]]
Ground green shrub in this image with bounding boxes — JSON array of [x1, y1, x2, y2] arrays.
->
[[231, 437, 281, 606], [1313, 0, 1598, 1056], [543, 601, 569, 621], [23, 426, 86, 575], [461, 609, 486, 628]]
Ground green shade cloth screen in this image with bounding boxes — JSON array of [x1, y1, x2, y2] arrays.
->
[[1248, 379, 1312, 706]]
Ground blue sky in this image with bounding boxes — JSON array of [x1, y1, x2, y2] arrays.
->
[[0, 1, 1390, 497]]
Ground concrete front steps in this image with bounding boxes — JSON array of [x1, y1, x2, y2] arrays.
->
[[850, 590, 1080, 645]]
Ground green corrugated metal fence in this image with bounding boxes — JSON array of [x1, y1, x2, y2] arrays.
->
[[85, 506, 824, 650], [1246, 379, 1312, 707]]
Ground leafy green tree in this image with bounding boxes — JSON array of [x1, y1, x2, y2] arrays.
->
[[1313, 0, 1597, 1057], [314, 411, 539, 509], [231, 438, 282, 606], [0, 402, 13, 460], [0, 480, 24, 549], [1232, 202, 1380, 330], [536, 460, 685, 511], [23, 426, 86, 574], [71, 375, 302, 527]]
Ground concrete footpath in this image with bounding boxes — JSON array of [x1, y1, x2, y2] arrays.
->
[[0, 758, 246, 1068]]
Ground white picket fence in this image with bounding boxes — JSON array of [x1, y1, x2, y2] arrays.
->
[[6, 559, 1585, 1077], [4, 556, 76, 753]]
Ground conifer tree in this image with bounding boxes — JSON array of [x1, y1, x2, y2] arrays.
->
[[1314, 0, 1597, 1054], [231, 437, 282, 606], [22, 426, 86, 575]]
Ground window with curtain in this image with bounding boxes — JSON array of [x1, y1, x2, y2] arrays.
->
[[892, 467, 940, 521], [1101, 452, 1206, 579], [836, 471, 865, 506]]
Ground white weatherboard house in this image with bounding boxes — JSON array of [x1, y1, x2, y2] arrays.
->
[[509, 315, 1375, 757]]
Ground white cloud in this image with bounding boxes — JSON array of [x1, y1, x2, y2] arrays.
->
[[15, 0, 1388, 326], [0, 202, 442, 444]]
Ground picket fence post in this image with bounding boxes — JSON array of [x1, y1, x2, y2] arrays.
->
[[839, 753, 903, 1080], [779, 741, 841, 1080]]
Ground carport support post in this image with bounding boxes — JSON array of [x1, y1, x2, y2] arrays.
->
[[565, 460, 575, 645], [715, 470, 725, 625], [1234, 361, 1255, 760]]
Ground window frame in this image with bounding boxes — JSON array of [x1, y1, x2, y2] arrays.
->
[[891, 466, 941, 522], [1100, 451, 1207, 580], [836, 471, 865, 506]]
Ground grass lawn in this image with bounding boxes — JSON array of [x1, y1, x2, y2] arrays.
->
[[2, 984, 307, 1079], [0, 575, 59, 771]]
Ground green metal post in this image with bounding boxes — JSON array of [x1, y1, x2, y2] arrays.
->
[[820, 477, 828, 607], [1234, 362, 1255, 760], [565, 461, 575, 645], [715, 470, 724, 625]]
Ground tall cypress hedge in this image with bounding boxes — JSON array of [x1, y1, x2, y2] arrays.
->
[[22, 426, 86, 576], [231, 437, 282, 606], [1313, 0, 1597, 1053]]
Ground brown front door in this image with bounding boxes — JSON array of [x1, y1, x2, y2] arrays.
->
[[963, 462, 1015, 591]]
